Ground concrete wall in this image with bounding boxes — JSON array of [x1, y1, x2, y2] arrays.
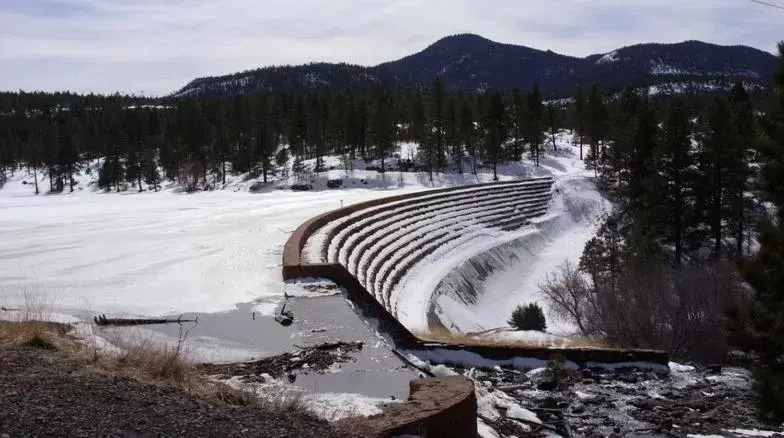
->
[[339, 377, 478, 438]]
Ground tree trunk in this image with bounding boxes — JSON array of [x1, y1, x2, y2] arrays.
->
[[428, 147, 433, 183], [736, 198, 744, 259], [674, 196, 683, 266], [222, 161, 226, 185], [33, 165, 39, 195], [472, 146, 477, 175]]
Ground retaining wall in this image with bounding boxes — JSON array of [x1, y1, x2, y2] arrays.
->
[[339, 377, 478, 438]]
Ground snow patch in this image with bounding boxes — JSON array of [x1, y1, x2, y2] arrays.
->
[[597, 51, 619, 64], [726, 429, 781, 437]]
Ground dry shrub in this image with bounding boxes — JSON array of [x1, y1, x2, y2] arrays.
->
[[0, 320, 66, 348], [210, 382, 305, 412], [539, 259, 748, 362], [103, 326, 195, 384], [0, 291, 62, 348], [179, 162, 204, 193]]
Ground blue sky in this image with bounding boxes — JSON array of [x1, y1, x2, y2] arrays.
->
[[1, 0, 782, 95]]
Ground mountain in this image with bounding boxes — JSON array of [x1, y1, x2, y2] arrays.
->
[[171, 34, 778, 99]]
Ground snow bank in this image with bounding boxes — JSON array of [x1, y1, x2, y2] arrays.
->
[[726, 429, 781, 437]]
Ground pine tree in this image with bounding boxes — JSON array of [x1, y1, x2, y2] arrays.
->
[[598, 89, 636, 195], [587, 84, 608, 176], [574, 87, 587, 160], [371, 87, 395, 172], [446, 95, 461, 172], [580, 215, 625, 296], [429, 78, 447, 179], [547, 104, 558, 152], [510, 88, 526, 161], [657, 97, 695, 265], [411, 89, 428, 175], [526, 83, 544, 166], [699, 96, 736, 258], [625, 95, 661, 261], [459, 96, 477, 174], [485, 90, 506, 181], [728, 82, 755, 258], [728, 41, 784, 423]]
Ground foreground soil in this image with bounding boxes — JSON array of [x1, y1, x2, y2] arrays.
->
[[0, 345, 349, 438]]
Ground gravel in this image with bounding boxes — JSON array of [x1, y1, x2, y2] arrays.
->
[[0, 346, 351, 438]]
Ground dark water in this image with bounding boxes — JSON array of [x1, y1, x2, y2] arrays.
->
[[91, 295, 418, 399]]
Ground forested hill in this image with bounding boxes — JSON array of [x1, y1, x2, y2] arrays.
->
[[171, 34, 778, 99]]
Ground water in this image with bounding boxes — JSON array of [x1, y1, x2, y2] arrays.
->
[[92, 295, 418, 399]]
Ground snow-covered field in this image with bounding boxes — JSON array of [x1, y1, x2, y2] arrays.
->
[[0, 146, 560, 328]]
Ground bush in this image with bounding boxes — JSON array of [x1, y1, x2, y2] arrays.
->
[[179, 162, 204, 193], [327, 179, 343, 189], [275, 148, 289, 167], [508, 303, 547, 331]]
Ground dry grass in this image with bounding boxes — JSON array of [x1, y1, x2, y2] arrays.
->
[[416, 327, 614, 350], [0, 290, 65, 349], [97, 326, 196, 385], [209, 380, 307, 412], [0, 320, 67, 349]]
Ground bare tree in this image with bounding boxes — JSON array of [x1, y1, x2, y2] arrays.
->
[[538, 261, 594, 336], [179, 162, 204, 193], [539, 259, 747, 362]]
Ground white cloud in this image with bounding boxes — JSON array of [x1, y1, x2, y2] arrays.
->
[[0, 0, 781, 95]]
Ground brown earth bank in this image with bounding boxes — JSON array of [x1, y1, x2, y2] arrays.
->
[[0, 322, 354, 438]]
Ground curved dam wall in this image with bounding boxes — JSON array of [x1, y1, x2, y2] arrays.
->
[[281, 178, 669, 367], [427, 216, 560, 332], [429, 176, 615, 333]]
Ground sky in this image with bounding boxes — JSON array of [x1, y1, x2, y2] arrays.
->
[[1, 0, 782, 96]]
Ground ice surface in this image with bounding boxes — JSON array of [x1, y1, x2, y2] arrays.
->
[[0, 161, 515, 321]]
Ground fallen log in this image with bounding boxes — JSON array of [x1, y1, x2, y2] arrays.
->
[[496, 384, 529, 393], [93, 314, 198, 327], [391, 349, 435, 378]]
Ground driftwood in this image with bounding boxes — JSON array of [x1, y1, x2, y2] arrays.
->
[[293, 341, 363, 352], [1, 307, 20, 312], [391, 349, 436, 378], [93, 314, 198, 327], [478, 413, 566, 437], [496, 384, 529, 393]]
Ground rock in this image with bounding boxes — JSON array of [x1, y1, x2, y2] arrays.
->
[[708, 364, 723, 374]]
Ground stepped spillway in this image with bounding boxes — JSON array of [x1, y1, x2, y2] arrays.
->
[[284, 177, 555, 334]]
